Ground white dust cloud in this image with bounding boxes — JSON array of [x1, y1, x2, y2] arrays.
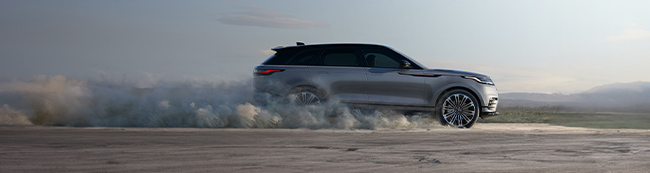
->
[[0, 104, 33, 125], [0, 75, 439, 129]]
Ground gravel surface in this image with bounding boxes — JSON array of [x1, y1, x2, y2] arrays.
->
[[1, 124, 649, 173]]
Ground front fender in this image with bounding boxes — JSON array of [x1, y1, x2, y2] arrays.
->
[[426, 76, 497, 108]]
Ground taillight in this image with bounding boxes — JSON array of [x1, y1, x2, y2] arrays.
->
[[254, 69, 285, 76]]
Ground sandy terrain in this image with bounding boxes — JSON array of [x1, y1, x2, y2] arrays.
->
[[1, 123, 649, 173]]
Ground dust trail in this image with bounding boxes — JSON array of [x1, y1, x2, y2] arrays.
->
[[0, 104, 33, 125], [0, 75, 439, 129]]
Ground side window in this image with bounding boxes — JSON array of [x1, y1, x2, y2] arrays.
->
[[321, 49, 358, 67], [288, 49, 320, 65], [365, 53, 399, 68], [363, 48, 404, 68]]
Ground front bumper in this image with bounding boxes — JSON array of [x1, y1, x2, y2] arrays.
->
[[480, 96, 499, 118], [480, 111, 500, 118]]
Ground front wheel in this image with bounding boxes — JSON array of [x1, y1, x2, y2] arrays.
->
[[436, 89, 479, 128]]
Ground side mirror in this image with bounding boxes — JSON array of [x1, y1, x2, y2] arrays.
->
[[399, 60, 411, 69]]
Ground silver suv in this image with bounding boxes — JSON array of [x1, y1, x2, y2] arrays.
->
[[254, 42, 499, 128]]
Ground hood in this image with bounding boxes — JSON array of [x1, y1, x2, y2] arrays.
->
[[424, 69, 489, 77]]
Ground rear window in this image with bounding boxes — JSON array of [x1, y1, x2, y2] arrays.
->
[[262, 49, 320, 65], [288, 49, 320, 65], [320, 48, 358, 67]]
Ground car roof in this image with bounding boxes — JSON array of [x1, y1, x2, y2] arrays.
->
[[271, 43, 390, 51]]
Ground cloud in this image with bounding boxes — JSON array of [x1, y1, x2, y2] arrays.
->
[[607, 27, 650, 41], [217, 4, 328, 29]]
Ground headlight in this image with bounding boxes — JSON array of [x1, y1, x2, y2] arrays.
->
[[462, 76, 494, 85]]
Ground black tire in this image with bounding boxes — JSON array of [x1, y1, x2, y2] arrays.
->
[[436, 89, 479, 128], [288, 87, 324, 106]]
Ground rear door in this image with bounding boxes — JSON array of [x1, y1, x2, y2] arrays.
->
[[309, 48, 368, 102], [362, 47, 427, 105]]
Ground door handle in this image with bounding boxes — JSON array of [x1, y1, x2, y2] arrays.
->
[[318, 71, 329, 74], [398, 72, 440, 77]]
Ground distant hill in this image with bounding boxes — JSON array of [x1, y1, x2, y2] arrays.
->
[[499, 81, 650, 112]]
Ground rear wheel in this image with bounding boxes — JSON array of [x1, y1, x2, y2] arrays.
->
[[436, 89, 479, 128], [288, 88, 323, 106]]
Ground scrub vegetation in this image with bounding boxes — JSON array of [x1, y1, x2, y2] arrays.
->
[[482, 106, 650, 129]]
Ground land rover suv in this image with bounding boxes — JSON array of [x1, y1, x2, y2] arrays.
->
[[254, 42, 499, 128]]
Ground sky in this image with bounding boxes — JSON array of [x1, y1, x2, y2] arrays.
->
[[1, 0, 649, 93]]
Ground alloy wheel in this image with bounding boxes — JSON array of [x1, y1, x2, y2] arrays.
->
[[293, 91, 321, 105], [441, 93, 476, 127]]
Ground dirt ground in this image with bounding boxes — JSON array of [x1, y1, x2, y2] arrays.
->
[[1, 123, 649, 173]]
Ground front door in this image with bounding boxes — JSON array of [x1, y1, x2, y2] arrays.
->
[[362, 47, 427, 105]]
